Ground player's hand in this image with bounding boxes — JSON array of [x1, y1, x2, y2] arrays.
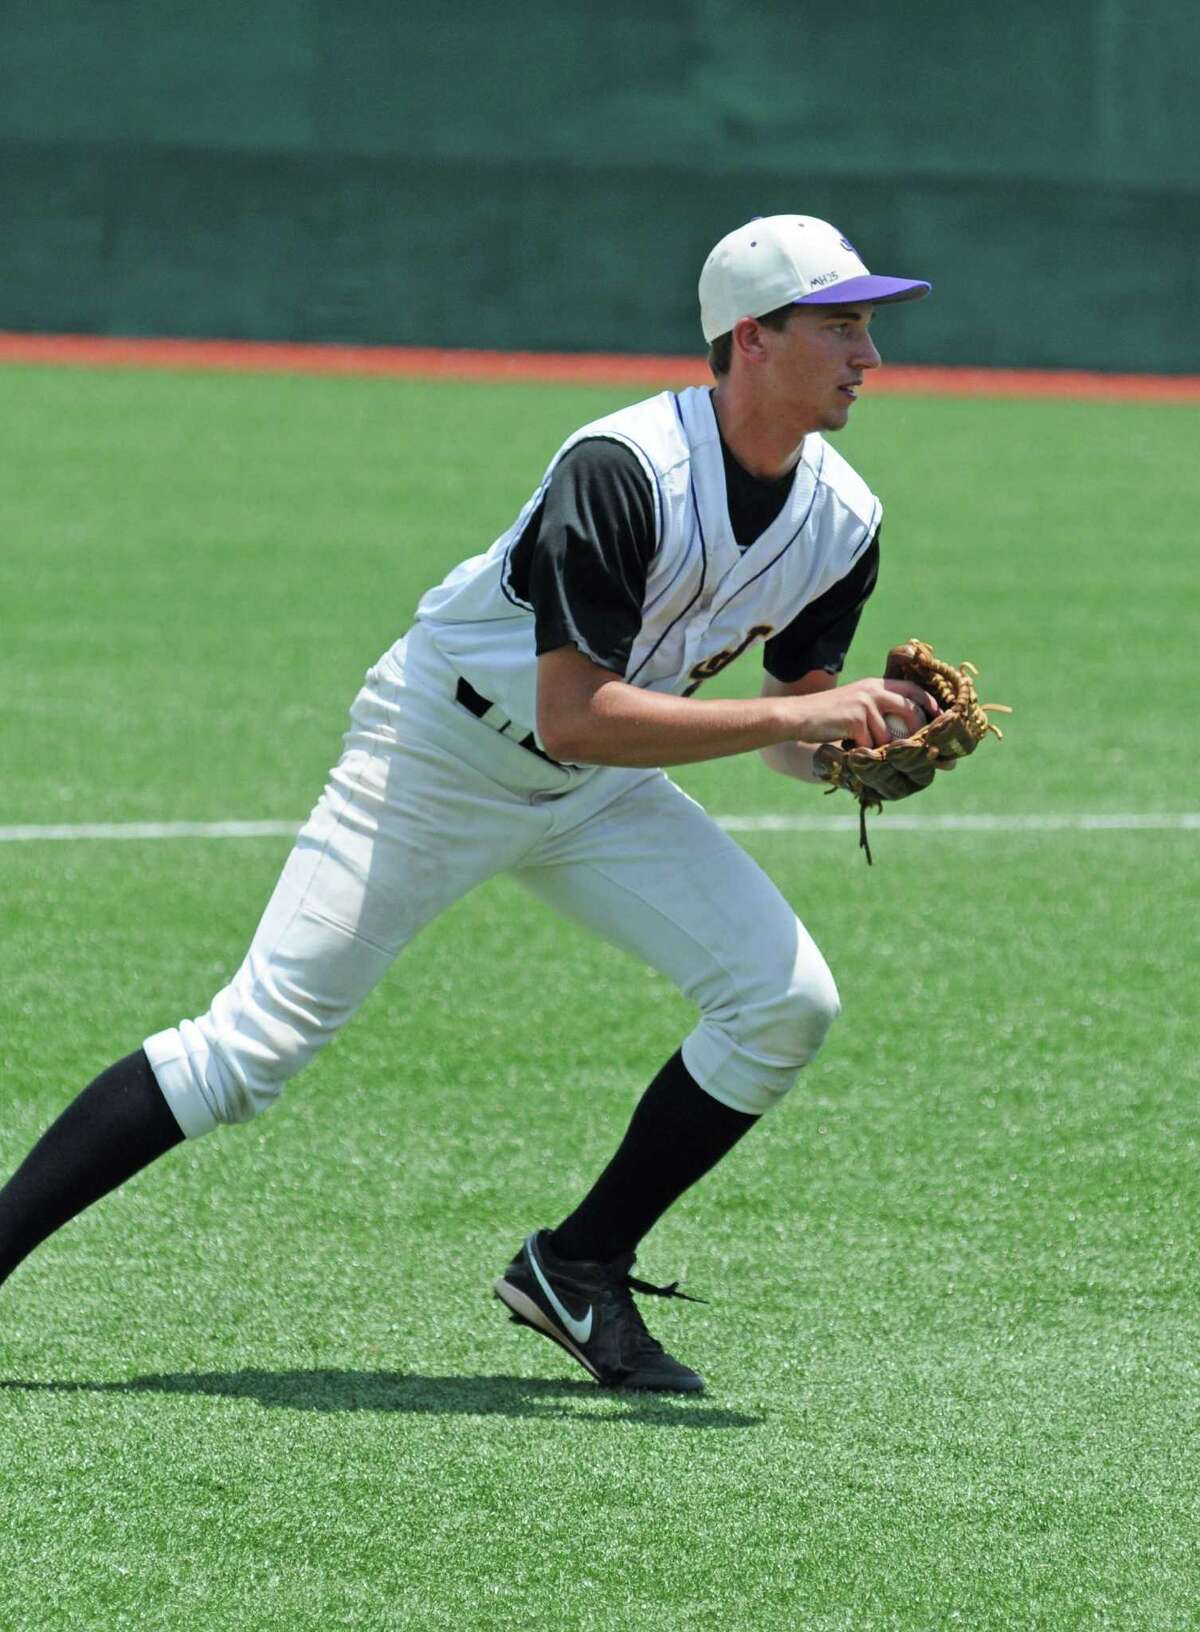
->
[[791, 678, 940, 749]]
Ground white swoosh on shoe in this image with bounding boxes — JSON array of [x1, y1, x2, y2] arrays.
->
[[527, 1236, 593, 1344]]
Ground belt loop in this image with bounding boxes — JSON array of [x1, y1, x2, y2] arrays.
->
[[455, 676, 493, 720], [454, 676, 558, 765]]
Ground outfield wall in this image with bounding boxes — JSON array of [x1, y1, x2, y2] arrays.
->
[[2, 3, 1197, 372]]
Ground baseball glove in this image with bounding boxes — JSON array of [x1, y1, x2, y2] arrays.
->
[[814, 638, 1011, 864]]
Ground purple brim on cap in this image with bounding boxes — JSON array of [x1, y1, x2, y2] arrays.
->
[[794, 275, 931, 306]]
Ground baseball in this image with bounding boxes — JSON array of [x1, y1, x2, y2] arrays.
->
[[883, 709, 925, 740]]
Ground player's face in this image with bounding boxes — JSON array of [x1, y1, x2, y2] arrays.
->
[[760, 304, 882, 433]]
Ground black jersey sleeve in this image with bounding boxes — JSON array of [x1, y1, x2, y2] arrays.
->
[[762, 529, 880, 682], [506, 437, 658, 675]]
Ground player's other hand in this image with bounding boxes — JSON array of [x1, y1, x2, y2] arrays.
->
[[795, 678, 940, 749]]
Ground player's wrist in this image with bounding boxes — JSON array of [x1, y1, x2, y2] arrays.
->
[[766, 691, 822, 747]]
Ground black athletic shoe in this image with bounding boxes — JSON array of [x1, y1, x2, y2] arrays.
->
[[493, 1229, 705, 1393]]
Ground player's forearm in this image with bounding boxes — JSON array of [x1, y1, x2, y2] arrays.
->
[[540, 680, 811, 768], [537, 646, 936, 766]]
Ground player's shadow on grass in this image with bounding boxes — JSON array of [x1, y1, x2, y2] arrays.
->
[[0, 1369, 762, 1428]]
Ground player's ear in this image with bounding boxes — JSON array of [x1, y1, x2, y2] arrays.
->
[[731, 316, 770, 367]]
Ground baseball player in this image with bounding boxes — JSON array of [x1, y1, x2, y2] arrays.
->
[[0, 215, 938, 1393]]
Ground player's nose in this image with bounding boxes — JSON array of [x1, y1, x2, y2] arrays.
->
[[854, 333, 882, 370]]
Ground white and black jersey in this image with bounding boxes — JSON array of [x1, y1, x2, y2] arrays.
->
[[416, 386, 882, 744], [504, 435, 878, 685]]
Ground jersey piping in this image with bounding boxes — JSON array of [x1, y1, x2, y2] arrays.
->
[[626, 396, 710, 685], [707, 439, 828, 624], [499, 430, 665, 615]]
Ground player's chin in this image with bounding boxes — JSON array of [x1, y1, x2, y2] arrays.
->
[[819, 398, 853, 431]]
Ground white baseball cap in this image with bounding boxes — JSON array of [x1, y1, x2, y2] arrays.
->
[[699, 215, 930, 343]]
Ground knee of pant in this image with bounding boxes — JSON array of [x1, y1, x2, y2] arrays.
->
[[738, 957, 841, 1072], [215, 1040, 301, 1125], [150, 978, 339, 1136], [181, 1021, 308, 1128]]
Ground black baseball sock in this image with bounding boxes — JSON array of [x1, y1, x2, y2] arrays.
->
[[547, 1050, 759, 1264], [0, 1049, 184, 1287]]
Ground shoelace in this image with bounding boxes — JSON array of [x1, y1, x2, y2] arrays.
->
[[607, 1274, 707, 1359], [625, 1274, 706, 1305]]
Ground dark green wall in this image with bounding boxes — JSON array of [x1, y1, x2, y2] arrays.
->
[[2, 2, 1197, 370]]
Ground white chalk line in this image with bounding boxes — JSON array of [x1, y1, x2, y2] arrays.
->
[[0, 820, 302, 842], [0, 813, 1196, 844]]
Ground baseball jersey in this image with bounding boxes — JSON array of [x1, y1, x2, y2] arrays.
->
[[415, 385, 882, 743]]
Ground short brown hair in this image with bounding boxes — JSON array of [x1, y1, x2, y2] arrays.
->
[[707, 302, 797, 378]]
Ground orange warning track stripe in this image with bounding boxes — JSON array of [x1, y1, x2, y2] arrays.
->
[[1, 331, 1198, 402]]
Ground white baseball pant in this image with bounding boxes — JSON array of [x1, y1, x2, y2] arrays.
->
[[144, 624, 840, 1136]]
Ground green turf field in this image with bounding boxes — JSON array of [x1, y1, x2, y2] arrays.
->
[[1, 363, 1197, 1631]]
